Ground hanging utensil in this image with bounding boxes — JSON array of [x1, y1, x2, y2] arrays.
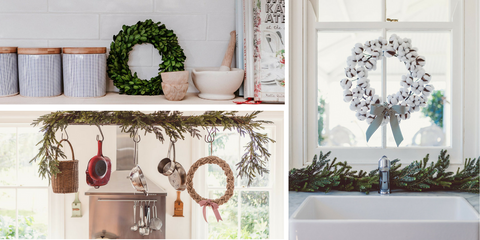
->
[[127, 132, 149, 195], [138, 201, 146, 235], [149, 202, 162, 231], [86, 126, 111, 189], [130, 201, 138, 232], [157, 139, 176, 176]]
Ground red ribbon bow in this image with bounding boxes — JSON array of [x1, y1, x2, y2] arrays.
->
[[199, 200, 223, 223]]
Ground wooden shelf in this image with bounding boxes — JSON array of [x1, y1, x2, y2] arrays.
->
[[0, 92, 286, 111]]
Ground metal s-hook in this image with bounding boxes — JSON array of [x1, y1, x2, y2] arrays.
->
[[204, 127, 216, 156], [96, 125, 105, 142]]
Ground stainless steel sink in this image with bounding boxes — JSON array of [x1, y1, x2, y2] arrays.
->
[[290, 196, 479, 240]]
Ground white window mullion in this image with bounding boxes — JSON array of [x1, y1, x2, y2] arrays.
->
[[381, 27, 387, 148], [237, 190, 241, 239], [15, 188, 18, 239]]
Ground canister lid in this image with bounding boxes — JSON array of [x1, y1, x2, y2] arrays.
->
[[18, 48, 62, 55], [0, 47, 17, 53], [63, 47, 106, 54]]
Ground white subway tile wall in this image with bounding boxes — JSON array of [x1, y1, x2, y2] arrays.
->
[[0, 0, 235, 92]]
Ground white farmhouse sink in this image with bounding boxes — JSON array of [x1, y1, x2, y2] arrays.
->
[[290, 196, 479, 240]]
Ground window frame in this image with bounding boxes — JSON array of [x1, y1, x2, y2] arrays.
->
[[290, 0, 479, 168], [0, 123, 61, 239], [191, 113, 284, 239], [0, 117, 65, 239]]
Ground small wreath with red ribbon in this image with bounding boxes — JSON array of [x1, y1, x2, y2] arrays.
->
[[186, 156, 234, 223]]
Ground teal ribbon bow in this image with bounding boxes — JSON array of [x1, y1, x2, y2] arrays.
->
[[366, 103, 406, 147]]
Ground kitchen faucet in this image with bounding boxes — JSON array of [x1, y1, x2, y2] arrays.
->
[[378, 156, 390, 195]]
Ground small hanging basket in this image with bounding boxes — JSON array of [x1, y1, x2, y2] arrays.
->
[[51, 139, 79, 194]]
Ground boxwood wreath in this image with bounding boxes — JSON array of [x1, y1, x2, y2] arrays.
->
[[30, 111, 274, 186], [289, 150, 479, 194], [107, 19, 186, 95]]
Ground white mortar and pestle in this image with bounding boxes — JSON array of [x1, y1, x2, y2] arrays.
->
[[192, 31, 244, 100]]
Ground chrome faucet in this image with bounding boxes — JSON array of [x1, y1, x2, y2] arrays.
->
[[378, 156, 390, 195]]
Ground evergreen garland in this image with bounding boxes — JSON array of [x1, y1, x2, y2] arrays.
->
[[31, 111, 275, 186], [289, 150, 479, 194]]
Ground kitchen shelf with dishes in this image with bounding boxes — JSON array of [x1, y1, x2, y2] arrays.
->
[[0, 19, 285, 106]]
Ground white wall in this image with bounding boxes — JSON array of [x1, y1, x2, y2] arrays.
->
[[0, 0, 236, 93]]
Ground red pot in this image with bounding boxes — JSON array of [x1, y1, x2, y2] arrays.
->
[[86, 140, 111, 188]]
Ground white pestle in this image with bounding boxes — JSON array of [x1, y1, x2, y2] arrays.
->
[[219, 31, 237, 72]]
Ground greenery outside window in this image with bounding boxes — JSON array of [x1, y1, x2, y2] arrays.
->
[[0, 126, 48, 239]]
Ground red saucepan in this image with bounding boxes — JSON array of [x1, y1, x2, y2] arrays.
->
[[86, 135, 111, 188]]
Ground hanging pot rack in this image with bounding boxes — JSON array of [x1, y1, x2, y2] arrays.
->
[[31, 111, 275, 186]]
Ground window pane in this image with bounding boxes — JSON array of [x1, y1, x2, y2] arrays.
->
[[17, 189, 48, 239], [316, 0, 382, 22], [210, 132, 239, 187], [239, 130, 270, 188], [209, 130, 270, 188], [18, 128, 47, 187], [0, 189, 16, 238], [0, 128, 16, 186], [240, 191, 269, 239], [318, 31, 383, 147], [387, 0, 453, 22], [207, 190, 238, 239], [386, 31, 450, 147]]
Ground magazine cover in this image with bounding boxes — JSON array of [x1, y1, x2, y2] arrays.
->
[[254, 0, 285, 103]]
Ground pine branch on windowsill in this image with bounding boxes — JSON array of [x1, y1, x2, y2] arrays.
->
[[289, 150, 479, 194]]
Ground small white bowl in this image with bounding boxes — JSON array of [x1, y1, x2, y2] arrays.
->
[[192, 67, 244, 100]]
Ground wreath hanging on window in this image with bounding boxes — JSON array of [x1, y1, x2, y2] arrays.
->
[[107, 19, 186, 95], [340, 34, 434, 146]]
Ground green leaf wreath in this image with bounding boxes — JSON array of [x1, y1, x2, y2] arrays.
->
[[107, 19, 186, 95], [31, 111, 275, 186], [289, 150, 479, 194]]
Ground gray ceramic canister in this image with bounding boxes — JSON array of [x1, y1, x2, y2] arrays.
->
[[63, 47, 107, 98], [18, 48, 62, 97], [0, 47, 19, 97]]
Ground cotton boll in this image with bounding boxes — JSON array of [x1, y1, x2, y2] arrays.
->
[[351, 86, 362, 98], [357, 78, 368, 88], [416, 68, 426, 80], [365, 87, 375, 97], [354, 43, 364, 53], [366, 114, 376, 124], [347, 56, 357, 67], [416, 56, 426, 67], [371, 95, 381, 105], [389, 34, 398, 44], [356, 112, 367, 121], [359, 106, 369, 114], [364, 40, 372, 48], [421, 73, 431, 84], [389, 95, 399, 105], [365, 60, 374, 70], [410, 105, 420, 112], [343, 89, 353, 102], [400, 111, 411, 120], [384, 46, 396, 58], [340, 78, 353, 90], [356, 67, 368, 78], [345, 67, 356, 78], [411, 82, 422, 95], [422, 85, 434, 96], [350, 100, 359, 111], [418, 95, 427, 107]]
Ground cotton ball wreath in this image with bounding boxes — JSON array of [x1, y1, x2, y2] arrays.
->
[[339, 34, 434, 146]]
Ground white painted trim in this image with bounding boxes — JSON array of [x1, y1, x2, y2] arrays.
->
[[291, 0, 479, 168]]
